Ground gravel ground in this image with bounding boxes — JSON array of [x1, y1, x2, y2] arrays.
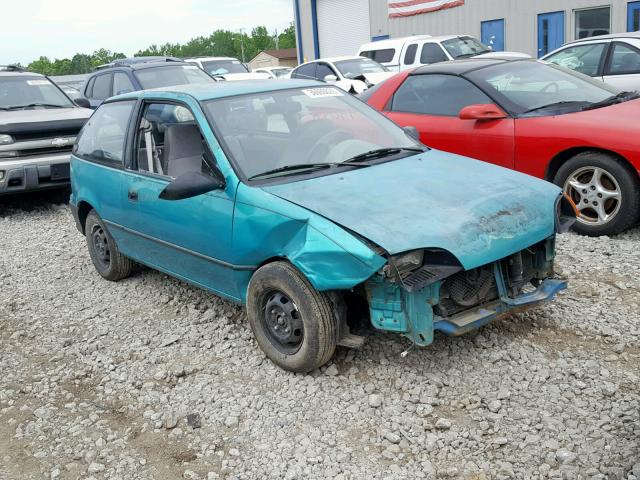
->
[[1, 189, 639, 480]]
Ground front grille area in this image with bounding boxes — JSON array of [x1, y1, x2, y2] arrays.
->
[[15, 145, 73, 157], [11, 128, 80, 142], [436, 266, 499, 317], [434, 240, 554, 318]]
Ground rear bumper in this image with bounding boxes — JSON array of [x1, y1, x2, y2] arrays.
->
[[0, 153, 71, 194], [433, 278, 567, 336]]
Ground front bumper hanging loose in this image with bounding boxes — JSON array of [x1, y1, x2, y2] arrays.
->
[[365, 258, 567, 346]]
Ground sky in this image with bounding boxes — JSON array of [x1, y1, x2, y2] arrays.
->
[[1, 0, 295, 65]]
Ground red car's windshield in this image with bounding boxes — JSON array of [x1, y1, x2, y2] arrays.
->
[[466, 60, 624, 116]]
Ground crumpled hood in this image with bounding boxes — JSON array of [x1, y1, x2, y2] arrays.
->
[[263, 150, 560, 270]]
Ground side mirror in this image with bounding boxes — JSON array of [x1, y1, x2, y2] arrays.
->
[[459, 103, 507, 120], [324, 74, 338, 83], [403, 125, 420, 141], [74, 97, 91, 108], [159, 171, 225, 201]]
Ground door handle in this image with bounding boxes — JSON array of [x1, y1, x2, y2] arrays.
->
[[128, 190, 138, 201]]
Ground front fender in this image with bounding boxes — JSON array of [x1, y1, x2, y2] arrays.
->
[[232, 184, 386, 298]]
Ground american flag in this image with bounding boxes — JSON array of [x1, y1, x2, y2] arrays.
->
[[388, 0, 465, 18]]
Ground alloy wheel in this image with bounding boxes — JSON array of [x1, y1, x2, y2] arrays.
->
[[563, 166, 621, 226]]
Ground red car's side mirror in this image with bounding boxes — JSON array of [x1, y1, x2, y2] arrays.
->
[[459, 104, 507, 121]]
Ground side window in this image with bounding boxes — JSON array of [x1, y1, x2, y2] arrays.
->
[[420, 43, 449, 64], [84, 77, 95, 98], [91, 74, 112, 100], [113, 72, 135, 95], [135, 103, 216, 179], [292, 63, 317, 80], [404, 44, 418, 65], [606, 42, 640, 75], [368, 49, 396, 63], [391, 74, 493, 116], [316, 63, 336, 80], [74, 101, 135, 166], [545, 43, 607, 76]]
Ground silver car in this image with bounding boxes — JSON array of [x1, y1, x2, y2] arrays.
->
[[0, 67, 92, 194], [542, 32, 640, 92]]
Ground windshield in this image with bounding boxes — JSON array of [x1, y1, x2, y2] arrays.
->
[[0, 76, 73, 109], [334, 58, 388, 79], [201, 60, 249, 76], [134, 65, 214, 89], [466, 60, 620, 116], [442, 37, 492, 59], [204, 86, 419, 180]]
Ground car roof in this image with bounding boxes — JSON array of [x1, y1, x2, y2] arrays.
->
[[564, 31, 640, 45], [298, 56, 367, 66], [411, 57, 516, 75], [0, 70, 45, 78], [92, 60, 194, 73], [111, 79, 322, 102], [183, 57, 238, 61]]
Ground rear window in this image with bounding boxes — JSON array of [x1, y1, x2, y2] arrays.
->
[[134, 65, 214, 89], [360, 48, 396, 63], [74, 101, 135, 166]]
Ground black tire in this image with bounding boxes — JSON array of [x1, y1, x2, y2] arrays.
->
[[85, 210, 134, 281], [553, 152, 640, 236], [246, 261, 337, 373]]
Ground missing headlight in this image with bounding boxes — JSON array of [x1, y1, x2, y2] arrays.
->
[[556, 193, 578, 233]]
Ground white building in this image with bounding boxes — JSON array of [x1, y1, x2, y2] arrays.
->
[[293, 0, 640, 62]]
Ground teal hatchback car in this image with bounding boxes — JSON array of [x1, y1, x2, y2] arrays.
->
[[70, 80, 575, 372]]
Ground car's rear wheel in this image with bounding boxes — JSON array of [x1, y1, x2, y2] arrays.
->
[[246, 261, 337, 373], [554, 152, 640, 236], [85, 210, 134, 281]]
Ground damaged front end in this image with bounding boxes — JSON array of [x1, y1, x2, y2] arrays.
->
[[364, 237, 566, 346]]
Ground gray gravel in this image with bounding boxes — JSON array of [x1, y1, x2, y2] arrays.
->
[[1, 190, 639, 480]]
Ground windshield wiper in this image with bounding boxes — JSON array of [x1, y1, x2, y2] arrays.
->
[[581, 91, 640, 111], [342, 147, 424, 164], [6, 103, 67, 110], [248, 162, 369, 180], [523, 101, 590, 114]]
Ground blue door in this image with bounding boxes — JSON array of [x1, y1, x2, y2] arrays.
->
[[629, 2, 640, 32], [538, 11, 565, 57], [481, 19, 505, 52]]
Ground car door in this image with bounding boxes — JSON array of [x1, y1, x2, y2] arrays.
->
[[602, 40, 640, 91], [86, 72, 113, 109], [385, 74, 515, 169], [315, 62, 338, 82], [117, 99, 239, 300], [291, 63, 317, 81]]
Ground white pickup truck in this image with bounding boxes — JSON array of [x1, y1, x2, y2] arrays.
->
[[358, 35, 529, 72]]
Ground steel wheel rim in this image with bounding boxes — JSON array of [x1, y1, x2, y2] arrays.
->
[[261, 290, 303, 355], [563, 166, 621, 226], [91, 225, 111, 269]]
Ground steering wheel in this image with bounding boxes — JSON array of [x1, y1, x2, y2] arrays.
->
[[307, 130, 353, 164], [541, 82, 559, 93]]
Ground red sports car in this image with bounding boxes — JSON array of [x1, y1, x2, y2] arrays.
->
[[362, 58, 640, 236]]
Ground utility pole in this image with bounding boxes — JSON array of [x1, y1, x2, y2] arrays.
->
[[238, 28, 245, 63]]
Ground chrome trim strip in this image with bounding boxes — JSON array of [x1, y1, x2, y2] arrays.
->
[[103, 220, 257, 271]]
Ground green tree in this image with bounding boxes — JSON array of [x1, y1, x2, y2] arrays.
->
[[27, 56, 53, 75], [277, 24, 296, 49]]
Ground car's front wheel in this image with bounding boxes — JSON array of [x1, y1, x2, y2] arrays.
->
[[85, 210, 134, 281], [554, 152, 640, 236], [246, 261, 337, 373]]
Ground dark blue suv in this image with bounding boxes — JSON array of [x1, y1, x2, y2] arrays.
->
[[78, 57, 216, 109]]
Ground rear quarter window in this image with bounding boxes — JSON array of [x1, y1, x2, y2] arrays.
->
[[74, 100, 135, 167], [361, 48, 396, 63]]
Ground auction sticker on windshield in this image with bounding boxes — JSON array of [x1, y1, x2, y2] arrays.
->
[[302, 87, 344, 98]]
